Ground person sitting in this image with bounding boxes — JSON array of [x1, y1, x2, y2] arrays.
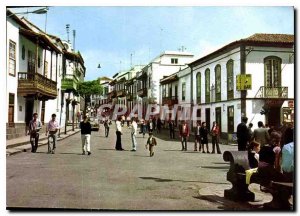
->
[[270, 131, 282, 172], [248, 141, 260, 169], [281, 127, 294, 182]]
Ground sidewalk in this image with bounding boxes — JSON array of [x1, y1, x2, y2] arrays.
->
[[6, 126, 81, 156]]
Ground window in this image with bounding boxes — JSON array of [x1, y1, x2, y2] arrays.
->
[[205, 69, 210, 103], [264, 56, 282, 87], [196, 72, 201, 103], [175, 86, 178, 98], [171, 58, 178, 64], [182, 82, 186, 101], [8, 93, 15, 125], [215, 65, 221, 102], [9, 40, 16, 76], [163, 85, 166, 98], [227, 60, 234, 100], [44, 61, 48, 77], [22, 45, 25, 60], [169, 86, 172, 98]]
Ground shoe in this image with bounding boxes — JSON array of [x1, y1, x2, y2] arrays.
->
[[82, 152, 85, 155], [202, 151, 206, 153], [120, 148, 124, 151], [207, 151, 210, 153], [184, 149, 187, 151], [217, 152, 222, 154], [194, 149, 197, 151], [52, 150, 55, 154], [131, 149, 136, 152], [150, 152, 154, 157], [88, 151, 91, 155], [211, 151, 215, 154]]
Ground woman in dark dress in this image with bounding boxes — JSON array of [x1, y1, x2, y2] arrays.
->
[[200, 122, 210, 153]]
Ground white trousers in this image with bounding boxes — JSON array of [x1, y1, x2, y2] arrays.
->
[[81, 134, 91, 152]]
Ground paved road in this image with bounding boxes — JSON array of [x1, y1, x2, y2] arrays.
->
[[7, 126, 271, 210]]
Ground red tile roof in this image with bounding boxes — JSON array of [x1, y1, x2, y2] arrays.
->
[[241, 33, 294, 43]]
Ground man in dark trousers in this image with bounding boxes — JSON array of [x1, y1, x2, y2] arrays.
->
[[169, 120, 175, 139], [179, 121, 189, 151], [237, 117, 250, 151], [80, 115, 92, 155]]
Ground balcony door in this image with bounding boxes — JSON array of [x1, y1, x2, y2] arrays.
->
[[264, 56, 282, 88], [27, 50, 36, 74], [8, 93, 15, 127]]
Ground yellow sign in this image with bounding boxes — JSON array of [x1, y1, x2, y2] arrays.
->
[[236, 74, 252, 90]]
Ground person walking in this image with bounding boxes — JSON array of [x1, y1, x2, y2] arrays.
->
[[169, 120, 175, 139], [237, 117, 250, 151], [252, 121, 270, 147], [142, 119, 147, 138], [80, 115, 92, 155], [28, 113, 42, 153], [148, 119, 154, 133], [248, 123, 254, 141], [145, 132, 157, 157], [115, 117, 124, 150], [131, 117, 138, 151], [200, 122, 209, 153], [211, 121, 222, 154], [45, 113, 60, 154], [157, 118, 162, 134], [179, 121, 189, 151], [104, 119, 110, 138], [194, 121, 201, 151]]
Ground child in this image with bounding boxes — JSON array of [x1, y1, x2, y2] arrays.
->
[[145, 132, 157, 157], [248, 141, 260, 168]]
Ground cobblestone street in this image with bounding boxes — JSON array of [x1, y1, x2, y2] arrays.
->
[[6, 125, 272, 210]]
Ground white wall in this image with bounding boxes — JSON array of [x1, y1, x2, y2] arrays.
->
[[246, 46, 294, 98], [192, 47, 241, 104]]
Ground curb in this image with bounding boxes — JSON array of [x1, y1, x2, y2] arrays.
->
[[6, 130, 81, 157]]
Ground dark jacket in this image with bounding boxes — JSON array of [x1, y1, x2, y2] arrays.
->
[[237, 122, 249, 141], [80, 121, 92, 134], [200, 127, 208, 143]]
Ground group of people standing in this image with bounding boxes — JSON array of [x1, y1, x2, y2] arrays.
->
[[237, 117, 294, 183], [178, 120, 222, 154]]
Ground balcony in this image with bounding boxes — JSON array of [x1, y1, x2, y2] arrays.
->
[[108, 90, 117, 99], [61, 74, 78, 92], [18, 72, 57, 100], [126, 94, 137, 101], [116, 89, 126, 97], [256, 86, 288, 98], [162, 96, 178, 106], [137, 88, 147, 97]]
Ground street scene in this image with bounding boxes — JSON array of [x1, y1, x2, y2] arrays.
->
[[5, 5, 294, 211], [7, 125, 276, 210]]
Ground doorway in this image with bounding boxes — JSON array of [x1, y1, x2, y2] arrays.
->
[[205, 108, 210, 130], [8, 93, 15, 127], [215, 107, 222, 133], [227, 106, 234, 133], [25, 98, 34, 126]]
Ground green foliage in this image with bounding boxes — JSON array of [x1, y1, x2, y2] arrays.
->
[[77, 80, 103, 98]]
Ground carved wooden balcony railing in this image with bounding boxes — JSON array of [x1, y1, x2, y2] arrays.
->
[[256, 86, 288, 98], [162, 96, 178, 106], [18, 72, 57, 99]]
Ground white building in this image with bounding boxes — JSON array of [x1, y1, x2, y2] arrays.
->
[[189, 33, 294, 141], [136, 51, 194, 117], [6, 10, 65, 139]]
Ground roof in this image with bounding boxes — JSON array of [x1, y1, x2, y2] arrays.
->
[[160, 74, 179, 85], [189, 33, 294, 67], [150, 50, 194, 63], [241, 33, 294, 43], [98, 76, 113, 81]]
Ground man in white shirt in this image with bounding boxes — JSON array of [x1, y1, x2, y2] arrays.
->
[[131, 117, 138, 151], [115, 117, 124, 150], [46, 113, 60, 154]]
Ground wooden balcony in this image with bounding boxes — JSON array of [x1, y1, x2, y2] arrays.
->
[[256, 86, 288, 98], [61, 74, 78, 92], [108, 90, 117, 99], [18, 72, 57, 100], [162, 96, 178, 106], [137, 88, 147, 97], [117, 89, 126, 97]]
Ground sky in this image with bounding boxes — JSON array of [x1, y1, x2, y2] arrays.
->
[[8, 6, 294, 81]]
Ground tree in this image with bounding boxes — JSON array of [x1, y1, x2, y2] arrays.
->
[[77, 80, 103, 116]]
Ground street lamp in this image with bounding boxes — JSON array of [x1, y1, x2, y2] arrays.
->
[[7, 7, 48, 17]]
